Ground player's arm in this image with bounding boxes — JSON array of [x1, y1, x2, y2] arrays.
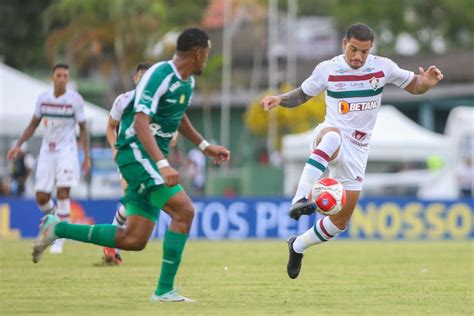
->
[[261, 87, 311, 111], [106, 117, 120, 157], [7, 115, 41, 161], [178, 114, 230, 164], [404, 65, 444, 95], [134, 113, 179, 186], [78, 122, 91, 174]]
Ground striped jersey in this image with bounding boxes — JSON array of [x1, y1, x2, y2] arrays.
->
[[33, 89, 86, 153], [110, 90, 135, 121], [301, 54, 414, 145], [116, 60, 194, 161]]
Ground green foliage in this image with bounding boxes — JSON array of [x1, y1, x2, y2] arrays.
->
[[1, 240, 472, 315], [295, 0, 474, 53], [0, 0, 53, 69], [245, 84, 326, 149]]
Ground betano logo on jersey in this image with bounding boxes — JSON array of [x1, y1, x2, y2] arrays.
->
[[338, 100, 379, 115]]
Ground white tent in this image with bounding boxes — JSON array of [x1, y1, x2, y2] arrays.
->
[[0, 63, 108, 136], [282, 105, 458, 199]]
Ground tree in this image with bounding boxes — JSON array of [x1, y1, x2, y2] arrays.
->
[[245, 84, 326, 150]]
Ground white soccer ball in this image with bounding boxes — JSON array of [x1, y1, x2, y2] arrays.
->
[[308, 178, 346, 215]]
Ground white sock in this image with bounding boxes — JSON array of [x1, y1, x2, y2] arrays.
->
[[292, 131, 341, 204], [292, 216, 344, 253], [112, 203, 126, 227], [38, 199, 56, 215], [56, 199, 71, 222]]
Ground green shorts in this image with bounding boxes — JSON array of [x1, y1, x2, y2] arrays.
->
[[117, 147, 183, 222]]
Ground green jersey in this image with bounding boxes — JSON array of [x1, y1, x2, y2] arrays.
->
[[116, 61, 194, 162]]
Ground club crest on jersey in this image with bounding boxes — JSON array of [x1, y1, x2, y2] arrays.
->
[[352, 130, 367, 141], [369, 77, 379, 90], [169, 81, 181, 92], [338, 100, 378, 115]]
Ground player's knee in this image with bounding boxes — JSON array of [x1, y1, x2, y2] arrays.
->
[[127, 238, 147, 251], [35, 193, 50, 205], [175, 203, 195, 225]]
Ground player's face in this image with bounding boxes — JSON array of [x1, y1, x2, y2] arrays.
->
[[52, 68, 69, 91], [343, 38, 373, 69], [193, 47, 210, 76]]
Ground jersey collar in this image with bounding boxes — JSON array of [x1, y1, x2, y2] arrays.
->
[[168, 60, 183, 81]]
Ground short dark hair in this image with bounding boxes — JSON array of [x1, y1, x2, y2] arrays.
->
[[52, 63, 69, 73], [345, 23, 375, 42], [135, 63, 151, 73], [176, 28, 210, 52]]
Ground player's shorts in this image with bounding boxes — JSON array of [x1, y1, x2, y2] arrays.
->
[[311, 123, 370, 191], [116, 146, 182, 222], [34, 149, 80, 193]]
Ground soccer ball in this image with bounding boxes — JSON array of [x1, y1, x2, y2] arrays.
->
[[308, 178, 346, 215]]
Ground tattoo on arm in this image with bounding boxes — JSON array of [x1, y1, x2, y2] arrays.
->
[[278, 87, 311, 108]]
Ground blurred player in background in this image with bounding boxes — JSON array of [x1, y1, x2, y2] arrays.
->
[[7, 63, 90, 254], [33, 28, 230, 302], [261, 23, 443, 279]]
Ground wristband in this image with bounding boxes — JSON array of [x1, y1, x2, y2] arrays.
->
[[198, 140, 210, 152], [156, 159, 170, 169]]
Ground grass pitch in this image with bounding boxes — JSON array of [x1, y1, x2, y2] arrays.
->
[[0, 239, 472, 315]]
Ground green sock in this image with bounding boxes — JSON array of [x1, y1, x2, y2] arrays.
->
[[54, 222, 117, 248], [155, 230, 188, 295]]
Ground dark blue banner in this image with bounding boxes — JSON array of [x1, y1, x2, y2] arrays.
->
[[0, 197, 472, 240]]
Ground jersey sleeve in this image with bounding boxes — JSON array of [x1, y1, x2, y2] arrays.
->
[[33, 95, 42, 118], [384, 58, 414, 89], [301, 62, 327, 96], [74, 93, 86, 123], [134, 66, 172, 116], [110, 94, 124, 121]]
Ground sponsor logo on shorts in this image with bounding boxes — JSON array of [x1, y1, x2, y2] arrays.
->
[[338, 100, 378, 115], [355, 176, 364, 182], [343, 134, 369, 147]]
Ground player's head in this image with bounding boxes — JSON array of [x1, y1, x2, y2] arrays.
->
[[51, 63, 69, 90], [176, 28, 211, 75], [133, 63, 151, 85], [343, 23, 374, 69]]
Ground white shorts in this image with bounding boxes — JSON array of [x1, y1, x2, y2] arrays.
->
[[34, 150, 80, 193], [311, 124, 370, 191]]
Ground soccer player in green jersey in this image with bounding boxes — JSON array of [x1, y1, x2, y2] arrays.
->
[[32, 28, 231, 302]]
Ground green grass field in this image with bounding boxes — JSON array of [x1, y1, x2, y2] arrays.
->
[[0, 240, 472, 315]]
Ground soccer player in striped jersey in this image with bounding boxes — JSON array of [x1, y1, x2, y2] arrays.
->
[[33, 28, 231, 302], [102, 63, 151, 265], [261, 23, 444, 279], [7, 63, 90, 254]]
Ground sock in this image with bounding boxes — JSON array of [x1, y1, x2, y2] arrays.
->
[[155, 230, 189, 295], [55, 222, 117, 248], [56, 199, 71, 222], [38, 199, 56, 215], [292, 131, 341, 204], [292, 216, 344, 253], [112, 203, 126, 227]]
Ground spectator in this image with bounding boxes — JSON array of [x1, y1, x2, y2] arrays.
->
[[456, 156, 473, 198], [10, 142, 35, 197], [187, 148, 206, 196]]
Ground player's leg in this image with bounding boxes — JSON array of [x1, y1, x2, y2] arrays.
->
[[103, 202, 127, 265], [287, 190, 360, 279], [34, 153, 56, 215], [290, 127, 342, 219], [49, 186, 71, 254], [150, 187, 195, 302]]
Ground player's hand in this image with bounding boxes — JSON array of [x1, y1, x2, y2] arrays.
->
[[7, 145, 21, 161], [160, 166, 180, 186], [204, 145, 231, 164], [260, 96, 281, 111], [418, 65, 444, 87]]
